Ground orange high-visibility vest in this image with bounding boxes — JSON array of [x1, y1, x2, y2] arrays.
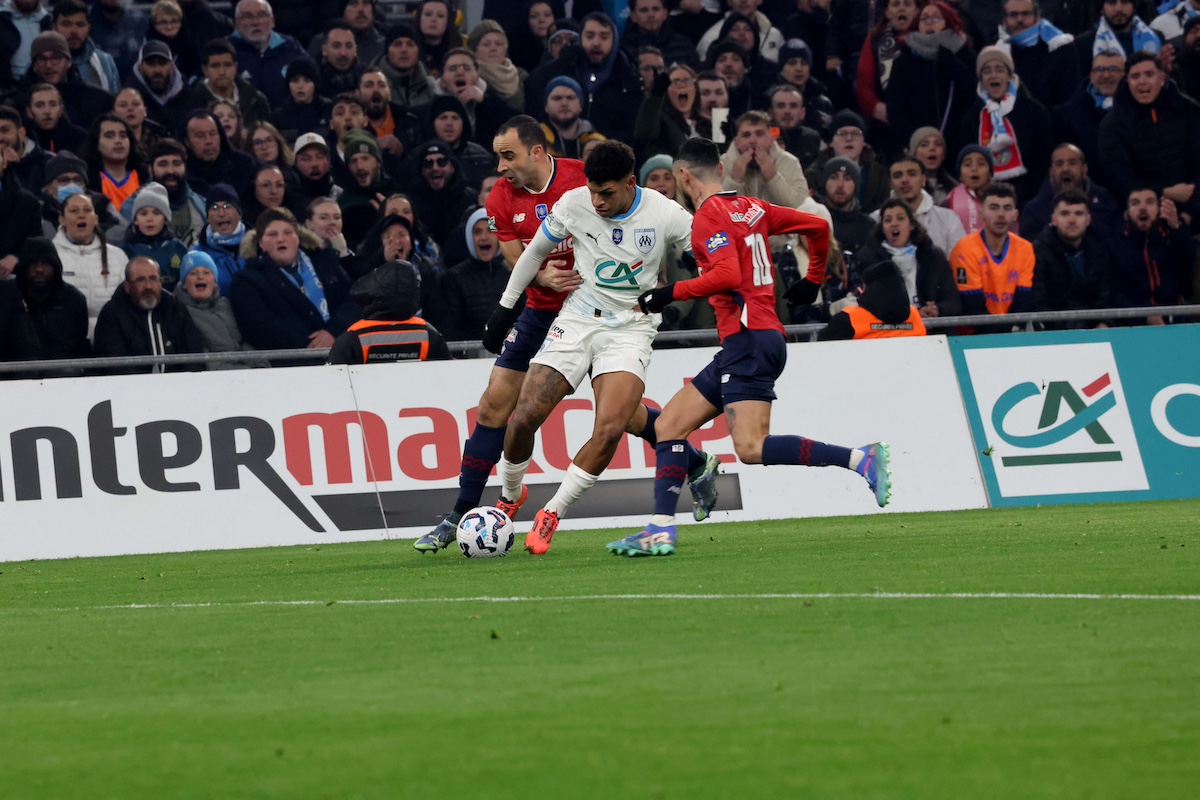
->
[[347, 318, 432, 362], [844, 305, 926, 339]]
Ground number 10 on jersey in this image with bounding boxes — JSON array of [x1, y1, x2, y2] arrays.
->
[[744, 233, 773, 286]]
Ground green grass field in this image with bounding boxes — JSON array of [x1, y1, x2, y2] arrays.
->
[[2, 500, 1198, 799]]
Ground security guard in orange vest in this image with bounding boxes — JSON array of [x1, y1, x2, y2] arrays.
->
[[328, 261, 452, 364], [817, 261, 927, 341]]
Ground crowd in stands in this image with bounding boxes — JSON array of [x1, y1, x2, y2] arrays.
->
[[0, 0, 1198, 371]]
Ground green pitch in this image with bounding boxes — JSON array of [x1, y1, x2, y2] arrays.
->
[[2, 501, 1198, 799]]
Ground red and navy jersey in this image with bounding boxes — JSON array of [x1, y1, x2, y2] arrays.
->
[[486, 157, 586, 312], [676, 192, 831, 340]]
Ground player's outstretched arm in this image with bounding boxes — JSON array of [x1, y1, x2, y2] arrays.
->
[[481, 224, 561, 354]]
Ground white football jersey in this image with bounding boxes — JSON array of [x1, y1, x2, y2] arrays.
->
[[541, 185, 693, 325]]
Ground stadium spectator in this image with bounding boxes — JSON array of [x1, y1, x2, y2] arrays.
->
[[957, 45, 1052, 204], [692, 70, 734, 143], [539, 76, 600, 160], [1108, 187, 1195, 321], [328, 260, 451, 363], [93, 254, 203, 370], [946, 143, 993, 235], [327, 92, 369, 183], [145, 0, 201, 80], [184, 39, 270, 130], [0, 145, 44, 275], [996, 0, 1079, 109], [210, 98, 246, 149], [372, 194, 441, 274], [0, 103, 51, 194], [179, 0, 234, 51], [709, 13, 779, 98], [824, 0, 870, 82], [241, 163, 302, 226], [0, 268, 40, 364], [433, 172, 495, 268], [1153, 0, 1200, 41], [428, 94, 495, 190], [1075, 0, 1161, 76], [467, 19, 525, 112], [808, 110, 890, 214], [173, 250, 256, 368], [120, 181, 187, 288], [705, 37, 758, 120], [1051, 49, 1125, 190], [53, 188, 129, 338], [182, 109, 254, 198], [374, 22, 435, 110], [245, 120, 293, 171], [634, 64, 696, 164], [357, 67, 421, 159], [1020, 144, 1121, 241], [303, 195, 361, 278], [227, 0, 307, 108], [640, 154, 673, 196], [22, 30, 113, 124], [634, 45, 664, 99], [53, 0, 119, 94], [767, 83, 821, 168], [308, 0, 385, 69], [407, 139, 476, 249], [123, 138, 206, 246], [414, 0, 462, 79], [817, 260, 927, 340], [816, 156, 878, 259], [885, 2, 976, 154], [290, 132, 340, 205], [909, 127, 955, 206], [192, 182, 247, 296], [125, 40, 191, 131], [439, 207, 508, 342], [524, 12, 643, 145], [25, 82, 84, 153], [776, 38, 837, 140], [874, 154, 967, 257], [337, 128, 399, 248], [621, 0, 696, 69], [507, 0, 555, 73], [858, 196, 961, 319], [721, 110, 808, 208], [1031, 189, 1114, 325], [1098, 52, 1200, 230], [39, 149, 127, 243], [79, 114, 144, 213], [695, 0, 784, 65], [268, 58, 330, 143], [87, 0, 149, 81], [1, 0, 52, 86], [425, 49, 512, 151], [951, 182, 1036, 324], [1170, 16, 1200, 99], [113, 86, 166, 156], [14, 235, 89, 362], [855, 0, 920, 152], [316, 19, 363, 98], [230, 206, 360, 351]]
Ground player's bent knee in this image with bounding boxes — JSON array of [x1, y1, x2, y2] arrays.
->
[[733, 438, 764, 464]]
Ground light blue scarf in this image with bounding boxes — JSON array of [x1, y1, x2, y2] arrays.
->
[[1093, 15, 1161, 59], [281, 249, 330, 323], [1087, 82, 1114, 110], [1008, 19, 1069, 49], [206, 221, 246, 249]]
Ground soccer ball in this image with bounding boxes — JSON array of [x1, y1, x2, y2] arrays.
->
[[456, 506, 515, 558]]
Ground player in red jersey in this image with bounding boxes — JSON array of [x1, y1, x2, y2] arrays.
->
[[607, 137, 892, 557], [415, 117, 718, 552]]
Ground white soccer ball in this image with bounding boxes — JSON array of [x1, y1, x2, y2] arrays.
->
[[456, 506, 515, 558]]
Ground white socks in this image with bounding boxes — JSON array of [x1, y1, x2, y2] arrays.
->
[[497, 455, 530, 502], [544, 464, 599, 517], [848, 448, 864, 471]]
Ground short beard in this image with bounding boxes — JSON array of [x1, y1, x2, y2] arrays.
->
[[136, 293, 160, 311]]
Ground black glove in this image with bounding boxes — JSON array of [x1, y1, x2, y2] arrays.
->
[[651, 70, 670, 97], [638, 284, 676, 314], [784, 278, 821, 309], [482, 304, 520, 355]]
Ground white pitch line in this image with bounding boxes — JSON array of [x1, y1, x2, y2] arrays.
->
[[6, 592, 1200, 613]]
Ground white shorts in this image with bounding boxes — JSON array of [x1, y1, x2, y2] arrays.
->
[[530, 309, 656, 390]]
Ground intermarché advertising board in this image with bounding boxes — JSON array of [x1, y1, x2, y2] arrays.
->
[[950, 326, 1200, 507]]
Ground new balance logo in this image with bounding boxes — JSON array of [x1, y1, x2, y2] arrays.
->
[[512, 213, 526, 223]]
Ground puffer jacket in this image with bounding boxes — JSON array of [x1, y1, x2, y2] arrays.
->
[[53, 227, 130, 339]]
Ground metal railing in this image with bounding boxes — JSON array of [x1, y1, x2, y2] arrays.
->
[[1, 305, 1197, 377]]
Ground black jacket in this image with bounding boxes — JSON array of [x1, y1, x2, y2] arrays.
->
[[1107, 221, 1195, 309], [820, 198, 877, 257], [8, 139, 51, 196], [230, 228, 360, 351], [885, 35, 976, 151], [14, 237, 89, 363], [524, 43, 644, 145], [0, 278, 41, 368], [0, 173, 46, 260], [185, 139, 256, 200], [328, 261, 451, 364], [1020, 178, 1122, 242], [92, 284, 204, 372], [407, 163, 479, 248], [1098, 79, 1200, 222], [439, 254, 509, 341], [25, 116, 86, 155], [854, 240, 962, 317], [620, 19, 699, 68], [1009, 37, 1080, 110], [1032, 227, 1113, 323], [270, 96, 333, 144], [1051, 82, 1113, 190], [0, 9, 51, 91]]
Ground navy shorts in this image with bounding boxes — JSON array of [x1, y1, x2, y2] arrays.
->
[[691, 329, 787, 410], [495, 307, 559, 372]]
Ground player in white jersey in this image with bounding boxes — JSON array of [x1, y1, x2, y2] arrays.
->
[[480, 140, 696, 554]]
